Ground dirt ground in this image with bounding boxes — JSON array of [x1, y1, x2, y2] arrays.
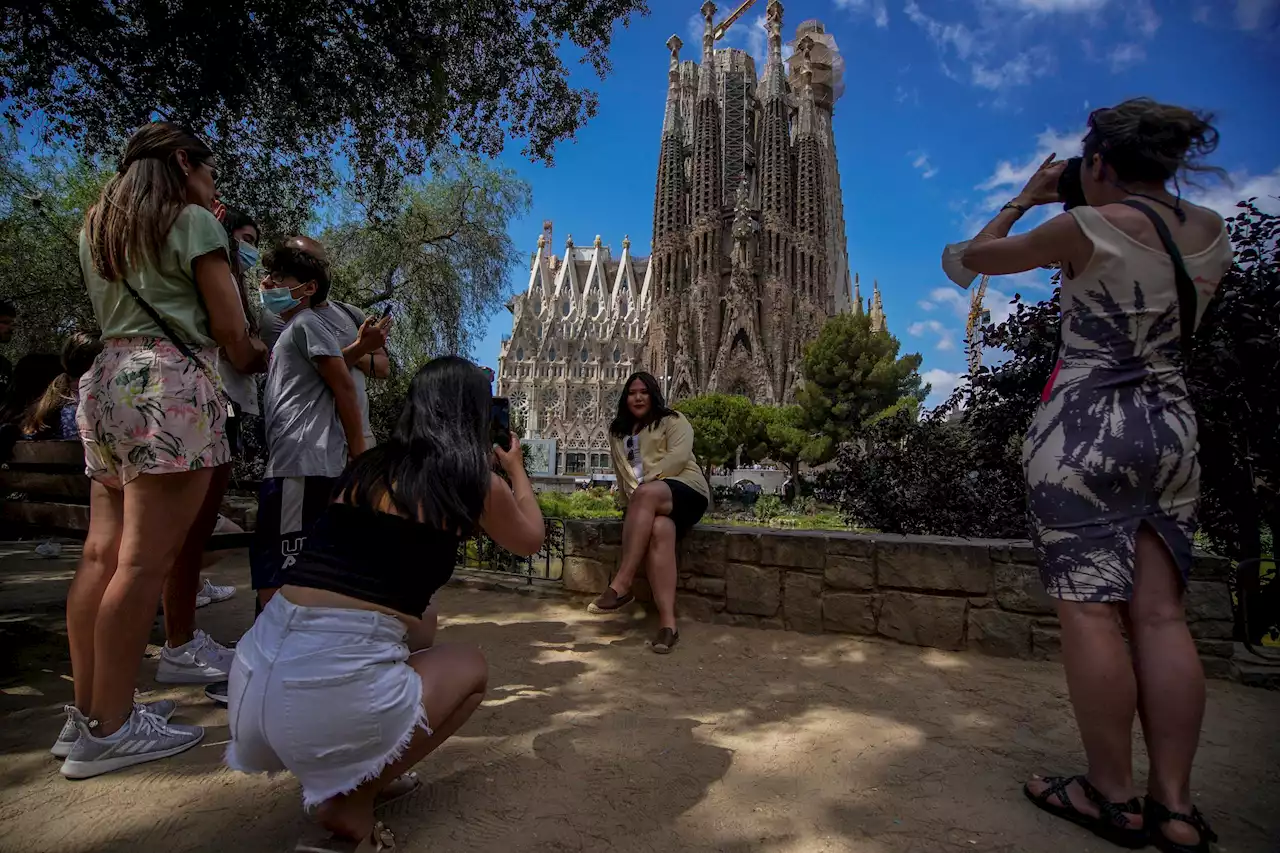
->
[[0, 542, 1277, 853]]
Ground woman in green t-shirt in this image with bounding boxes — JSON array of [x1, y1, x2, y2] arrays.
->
[[55, 122, 268, 780]]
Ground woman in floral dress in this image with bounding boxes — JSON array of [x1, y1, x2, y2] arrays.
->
[[961, 99, 1234, 853]]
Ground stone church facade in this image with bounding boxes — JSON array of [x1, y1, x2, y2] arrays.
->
[[495, 1, 892, 479], [496, 223, 651, 478], [646, 0, 859, 404]]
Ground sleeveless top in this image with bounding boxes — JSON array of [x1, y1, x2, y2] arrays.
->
[[283, 503, 461, 618], [1058, 206, 1233, 388]]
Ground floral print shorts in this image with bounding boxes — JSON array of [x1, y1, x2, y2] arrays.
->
[[77, 337, 230, 488]]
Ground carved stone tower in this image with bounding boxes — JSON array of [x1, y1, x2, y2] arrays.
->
[[643, 0, 873, 404]]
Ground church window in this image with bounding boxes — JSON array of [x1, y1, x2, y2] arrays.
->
[[548, 346, 557, 362], [589, 299, 599, 316], [580, 348, 588, 362], [562, 299, 571, 316], [612, 347, 621, 363], [516, 347, 524, 361]]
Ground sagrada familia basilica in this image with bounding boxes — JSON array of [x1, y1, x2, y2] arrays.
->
[[497, 0, 887, 478]]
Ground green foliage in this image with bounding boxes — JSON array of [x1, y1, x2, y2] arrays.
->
[[0, 135, 111, 353], [0, 0, 649, 232], [750, 404, 807, 480], [322, 154, 531, 362], [821, 196, 1280, 577], [795, 311, 927, 464], [673, 393, 757, 473], [536, 488, 620, 519]]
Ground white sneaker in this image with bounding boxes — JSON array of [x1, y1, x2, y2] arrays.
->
[[155, 629, 235, 684], [199, 577, 236, 605], [59, 705, 203, 779], [51, 699, 177, 759], [194, 592, 212, 609]]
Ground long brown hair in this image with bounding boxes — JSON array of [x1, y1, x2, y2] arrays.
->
[[1083, 98, 1224, 186], [84, 122, 215, 281], [22, 332, 104, 437]]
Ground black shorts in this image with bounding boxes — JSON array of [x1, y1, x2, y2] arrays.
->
[[249, 476, 337, 590], [627, 479, 708, 540]]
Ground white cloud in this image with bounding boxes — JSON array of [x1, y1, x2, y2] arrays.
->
[[910, 150, 939, 179], [978, 126, 1086, 194], [970, 47, 1053, 90], [1234, 0, 1279, 30], [835, 0, 890, 28], [904, 1, 982, 59], [994, 0, 1108, 10], [922, 368, 965, 408], [907, 319, 957, 351], [1187, 168, 1280, 217], [1107, 42, 1145, 72]]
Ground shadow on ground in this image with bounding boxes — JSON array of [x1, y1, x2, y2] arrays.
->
[[1, 543, 1277, 852]]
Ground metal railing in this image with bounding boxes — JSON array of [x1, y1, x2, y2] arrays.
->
[[455, 517, 565, 584]]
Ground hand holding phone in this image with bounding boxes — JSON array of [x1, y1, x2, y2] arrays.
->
[[490, 396, 512, 452]]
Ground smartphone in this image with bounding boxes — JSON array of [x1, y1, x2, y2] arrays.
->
[[1057, 157, 1087, 210], [490, 396, 512, 451]]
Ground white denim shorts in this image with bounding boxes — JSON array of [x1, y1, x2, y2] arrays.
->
[[225, 593, 431, 808]]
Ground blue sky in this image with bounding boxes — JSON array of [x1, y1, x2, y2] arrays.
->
[[472, 0, 1280, 408]]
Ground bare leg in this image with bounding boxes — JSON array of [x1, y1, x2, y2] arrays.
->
[[89, 469, 214, 735], [1129, 525, 1205, 846], [644, 517, 678, 631], [65, 482, 124, 711], [314, 644, 488, 841], [609, 482, 672, 596], [163, 463, 231, 648], [1026, 600, 1141, 827]]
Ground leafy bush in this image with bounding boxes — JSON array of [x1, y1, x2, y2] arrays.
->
[[536, 488, 621, 519]]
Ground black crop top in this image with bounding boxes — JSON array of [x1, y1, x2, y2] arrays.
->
[[283, 503, 462, 618]]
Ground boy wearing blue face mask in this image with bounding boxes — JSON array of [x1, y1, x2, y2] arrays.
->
[[250, 245, 370, 610]]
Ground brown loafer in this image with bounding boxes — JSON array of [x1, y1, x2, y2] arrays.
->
[[651, 627, 679, 654], [587, 587, 634, 614]]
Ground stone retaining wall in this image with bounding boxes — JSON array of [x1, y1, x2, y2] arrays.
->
[[561, 521, 1238, 679]]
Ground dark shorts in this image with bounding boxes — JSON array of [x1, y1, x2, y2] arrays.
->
[[249, 476, 337, 590], [627, 479, 708, 540]]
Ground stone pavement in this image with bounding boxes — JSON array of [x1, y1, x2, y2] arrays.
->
[[1, 541, 1277, 853]]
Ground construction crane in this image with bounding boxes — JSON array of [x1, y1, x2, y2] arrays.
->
[[966, 274, 991, 373], [713, 0, 759, 41]]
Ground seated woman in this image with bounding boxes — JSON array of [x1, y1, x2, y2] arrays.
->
[[587, 372, 710, 653], [21, 331, 103, 441], [226, 356, 544, 850]]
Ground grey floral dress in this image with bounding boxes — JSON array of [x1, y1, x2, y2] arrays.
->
[[1023, 206, 1233, 602]]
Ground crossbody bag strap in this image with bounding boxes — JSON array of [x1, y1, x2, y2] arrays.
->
[[1118, 199, 1198, 367], [117, 276, 235, 414]]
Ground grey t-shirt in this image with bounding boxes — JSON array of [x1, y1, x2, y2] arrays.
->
[[263, 302, 373, 446], [263, 310, 348, 478]]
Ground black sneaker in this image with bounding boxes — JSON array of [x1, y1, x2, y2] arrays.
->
[[204, 681, 229, 706]]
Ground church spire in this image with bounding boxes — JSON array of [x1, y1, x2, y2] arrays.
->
[[697, 1, 716, 98], [870, 279, 886, 331], [662, 35, 683, 137], [853, 272, 863, 315]]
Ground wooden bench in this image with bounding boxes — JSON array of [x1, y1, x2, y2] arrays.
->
[[1, 441, 255, 550]]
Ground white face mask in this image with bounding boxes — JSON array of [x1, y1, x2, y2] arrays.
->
[[941, 241, 980, 290]]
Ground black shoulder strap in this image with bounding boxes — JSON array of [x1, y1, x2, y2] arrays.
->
[[117, 276, 232, 411], [335, 300, 361, 329], [1119, 200, 1198, 367], [117, 277, 204, 366]]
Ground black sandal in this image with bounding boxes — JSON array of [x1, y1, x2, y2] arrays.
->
[[651, 627, 679, 654], [1023, 775, 1147, 849], [1145, 798, 1217, 853], [587, 587, 634, 614]]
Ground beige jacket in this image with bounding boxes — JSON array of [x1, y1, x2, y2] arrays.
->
[[609, 413, 710, 505]]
